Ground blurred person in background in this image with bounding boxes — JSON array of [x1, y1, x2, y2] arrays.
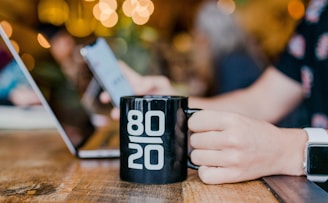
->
[[38, 23, 92, 96]]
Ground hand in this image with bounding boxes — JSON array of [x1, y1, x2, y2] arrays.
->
[[100, 61, 178, 119], [188, 110, 307, 184], [9, 86, 41, 106]]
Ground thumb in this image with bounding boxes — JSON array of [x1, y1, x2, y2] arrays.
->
[[110, 108, 120, 120]]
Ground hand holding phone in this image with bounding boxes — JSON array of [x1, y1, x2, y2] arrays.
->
[[80, 38, 134, 107]]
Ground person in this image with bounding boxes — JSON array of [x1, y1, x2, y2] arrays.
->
[[38, 23, 92, 96], [102, 0, 328, 187]]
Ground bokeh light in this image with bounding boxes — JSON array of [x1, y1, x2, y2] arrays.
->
[[100, 0, 117, 10], [93, 21, 115, 36], [37, 0, 155, 37], [132, 11, 150, 25], [38, 0, 69, 25], [37, 33, 51, 49], [0, 21, 13, 38], [288, 0, 305, 20], [122, 0, 138, 17], [100, 12, 119, 27], [10, 40, 20, 54], [217, 0, 236, 14], [65, 18, 96, 37], [173, 33, 192, 53], [123, 0, 154, 25], [93, 0, 119, 28]]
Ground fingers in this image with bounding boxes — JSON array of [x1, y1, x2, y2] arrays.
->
[[110, 108, 120, 120], [119, 60, 177, 95], [188, 110, 238, 133], [198, 166, 246, 184], [100, 91, 111, 103], [190, 150, 239, 167], [188, 110, 253, 184], [126, 75, 176, 95], [190, 130, 228, 150], [189, 110, 242, 150], [9, 86, 41, 106], [118, 61, 143, 82], [118, 60, 149, 94], [190, 138, 251, 184]]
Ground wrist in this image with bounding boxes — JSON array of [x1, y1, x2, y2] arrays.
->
[[277, 128, 308, 176]]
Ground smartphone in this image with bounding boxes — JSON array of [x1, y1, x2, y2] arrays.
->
[[80, 38, 134, 107]]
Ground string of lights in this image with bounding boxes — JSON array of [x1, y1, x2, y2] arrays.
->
[[37, 0, 154, 37]]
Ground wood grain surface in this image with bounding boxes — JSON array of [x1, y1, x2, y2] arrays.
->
[[0, 130, 278, 202]]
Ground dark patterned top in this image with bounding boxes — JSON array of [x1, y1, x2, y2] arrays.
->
[[276, 0, 328, 129]]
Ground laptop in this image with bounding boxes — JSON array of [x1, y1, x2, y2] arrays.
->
[[0, 25, 120, 158]]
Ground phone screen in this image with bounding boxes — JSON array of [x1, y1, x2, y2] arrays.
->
[[80, 38, 134, 106]]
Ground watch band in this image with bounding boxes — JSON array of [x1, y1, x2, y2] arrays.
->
[[304, 128, 328, 144], [303, 128, 328, 182]]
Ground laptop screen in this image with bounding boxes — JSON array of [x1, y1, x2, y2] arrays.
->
[[0, 24, 97, 150]]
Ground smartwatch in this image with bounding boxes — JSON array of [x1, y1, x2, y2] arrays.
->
[[304, 128, 328, 182]]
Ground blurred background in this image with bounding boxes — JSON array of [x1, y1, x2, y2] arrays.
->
[[0, 0, 308, 97]]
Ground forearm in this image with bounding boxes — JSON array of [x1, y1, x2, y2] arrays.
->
[[189, 67, 304, 123], [189, 88, 283, 122], [189, 88, 256, 115], [275, 128, 307, 176]]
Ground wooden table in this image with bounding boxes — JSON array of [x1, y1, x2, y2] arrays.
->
[[0, 130, 280, 202]]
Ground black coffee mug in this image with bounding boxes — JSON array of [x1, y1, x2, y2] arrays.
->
[[120, 95, 199, 184]]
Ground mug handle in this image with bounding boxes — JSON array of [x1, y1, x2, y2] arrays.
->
[[185, 108, 202, 170]]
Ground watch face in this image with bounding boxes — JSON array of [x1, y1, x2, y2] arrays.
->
[[307, 145, 328, 175]]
